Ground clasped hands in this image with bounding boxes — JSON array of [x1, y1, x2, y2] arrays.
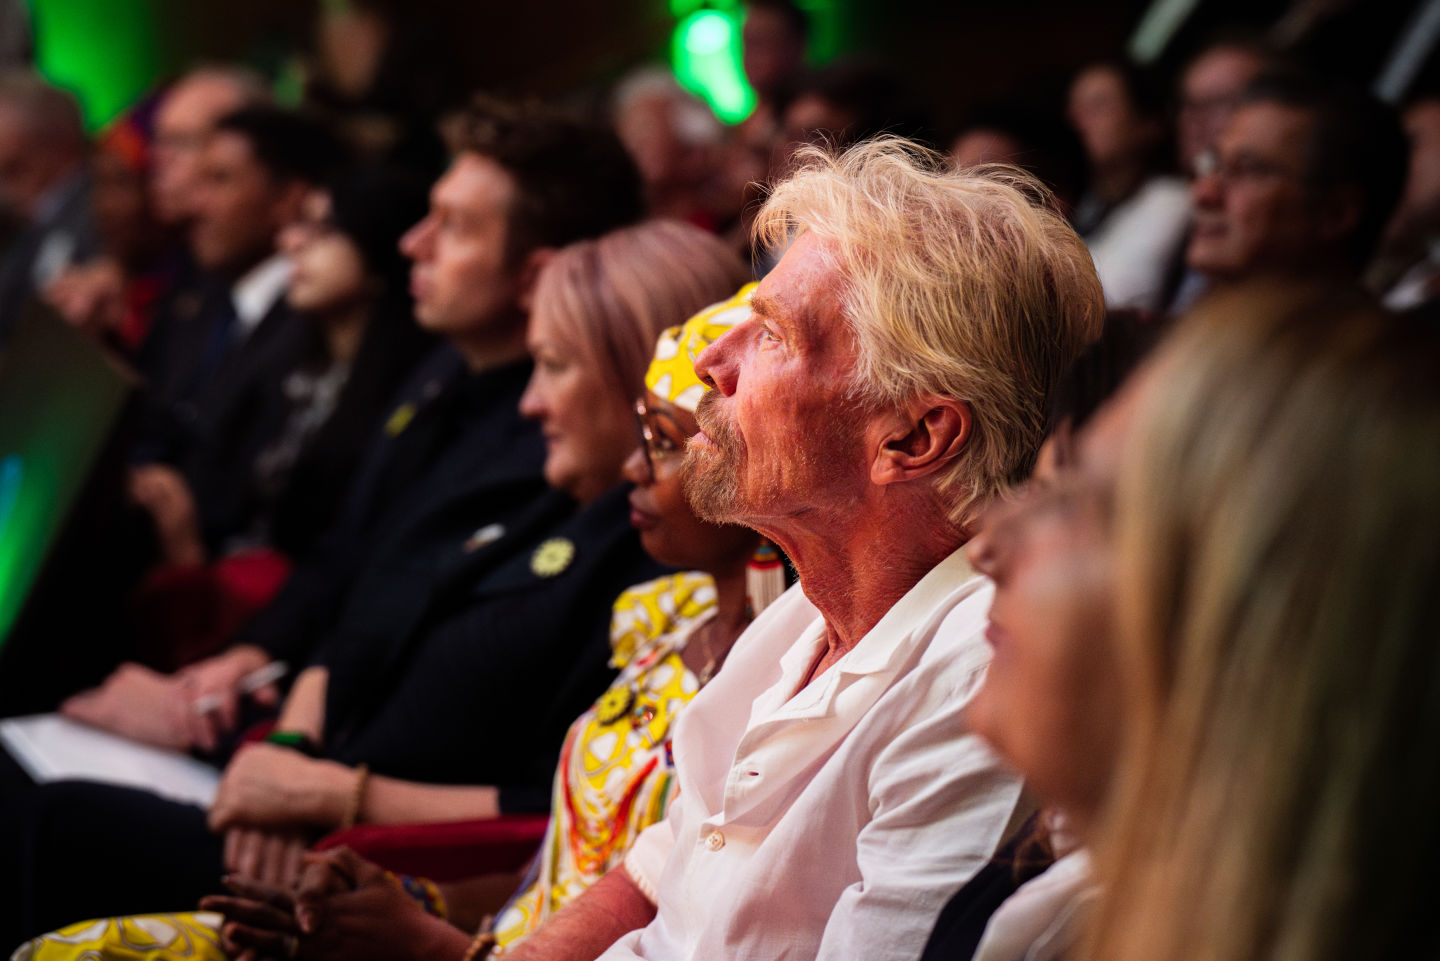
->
[[200, 847, 466, 961], [209, 742, 356, 888]]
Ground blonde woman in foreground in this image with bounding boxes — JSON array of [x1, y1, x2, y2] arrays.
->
[[1084, 284, 1440, 961]]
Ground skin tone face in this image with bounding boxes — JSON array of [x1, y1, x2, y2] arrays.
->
[[1187, 102, 1325, 280], [963, 383, 1144, 834], [742, 7, 804, 98], [188, 131, 298, 276], [684, 232, 870, 530], [151, 77, 250, 225], [1177, 47, 1265, 172], [399, 153, 525, 352], [1388, 100, 1440, 245], [1067, 66, 1147, 170], [518, 307, 637, 505], [277, 190, 369, 316], [949, 128, 1024, 169], [93, 150, 163, 268], [624, 389, 757, 570]]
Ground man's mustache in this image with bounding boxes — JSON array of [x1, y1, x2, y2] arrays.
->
[[693, 390, 739, 453]]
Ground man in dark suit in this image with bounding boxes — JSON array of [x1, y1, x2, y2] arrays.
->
[[0, 73, 97, 345], [129, 107, 344, 565], [55, 100, 646, 756]]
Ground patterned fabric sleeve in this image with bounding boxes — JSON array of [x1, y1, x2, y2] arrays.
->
[[492, 571, 717, 948]]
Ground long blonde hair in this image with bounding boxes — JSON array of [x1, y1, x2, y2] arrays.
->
[[1085, 283, 1440, 961]]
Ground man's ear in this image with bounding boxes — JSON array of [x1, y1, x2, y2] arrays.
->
[[871, 396, 971, 486], [515, 247, 556, 313]]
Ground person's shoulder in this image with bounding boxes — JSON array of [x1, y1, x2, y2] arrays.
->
[[910, 571, 996, 688]]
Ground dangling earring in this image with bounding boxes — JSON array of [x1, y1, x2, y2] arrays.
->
[[744, 539, 787, 618]]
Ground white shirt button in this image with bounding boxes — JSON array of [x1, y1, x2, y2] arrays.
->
[[705, 830, 725, 851]]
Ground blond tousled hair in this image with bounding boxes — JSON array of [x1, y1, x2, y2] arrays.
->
[[1084, 283, 1440, 961], [532, 218, 749, 408], [754, 138, 1105, 528]]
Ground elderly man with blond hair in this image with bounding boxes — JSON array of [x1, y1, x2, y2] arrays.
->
[[493, 140, 1103, 961]]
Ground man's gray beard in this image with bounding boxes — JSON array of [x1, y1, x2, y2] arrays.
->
[[683, 390, 747, 525], [682, 439, 744, 525]]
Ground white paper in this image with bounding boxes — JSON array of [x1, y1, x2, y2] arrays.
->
[[0, 713, 219, 808]]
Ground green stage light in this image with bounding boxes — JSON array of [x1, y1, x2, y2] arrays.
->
[[672, 7, 754, 124], [25, 0, 162, 130]]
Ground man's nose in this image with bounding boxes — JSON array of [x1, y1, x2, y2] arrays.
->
[[694, 323, 747, 396]]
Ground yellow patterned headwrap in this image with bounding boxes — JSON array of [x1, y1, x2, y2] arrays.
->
[[644, 283, 757, 413]]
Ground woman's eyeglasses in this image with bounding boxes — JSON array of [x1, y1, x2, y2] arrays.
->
[[634, 397, 687, 478]]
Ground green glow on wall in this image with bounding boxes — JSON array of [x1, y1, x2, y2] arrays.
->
[[0, 317, 131, 650], [672, 8, 755, 124], [25, 0, 163, 130]]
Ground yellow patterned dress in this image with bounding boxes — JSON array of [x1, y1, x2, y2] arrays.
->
[[491, 571, 717, 948], [10, 913, 227, 961]]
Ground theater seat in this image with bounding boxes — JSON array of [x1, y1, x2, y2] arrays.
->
[[313, 814, 550, 880]]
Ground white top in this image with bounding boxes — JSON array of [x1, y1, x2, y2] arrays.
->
[[605, 547, 1026, 961], [231, 253, 293, 339], [972, 847, 1094, 961], [1084, 176, 1192, 312]]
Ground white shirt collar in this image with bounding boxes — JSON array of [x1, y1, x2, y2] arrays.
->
[[231, 254, 292, 338]]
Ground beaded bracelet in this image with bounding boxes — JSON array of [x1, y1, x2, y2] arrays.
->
[[386, 872, 448, 919], [339, 763, 369, 830]]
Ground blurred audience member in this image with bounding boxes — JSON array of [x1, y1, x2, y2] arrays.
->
[[739, 0, 807, 144], [40, 68, 269, 357], [1174, 32, 1274, 175], [44, 93, 172, 356], [1084, 283, 1440, 961], [0, 72, 96, 343], [949, 102, 1086, 217], [150, 68, 270, 229], [131, 107, 346, 566], [304, 0, 451, 179], [1185, 72, 1406, 296], [612, 68, 724, 228], [59, 168, 434, 673], [1067, 60, 1190, 312], [1371, 93, 1440, 311], [749, 57, 920, 272]]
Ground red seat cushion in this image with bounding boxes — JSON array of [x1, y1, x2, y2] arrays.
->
[[313, 814, 550, 881]]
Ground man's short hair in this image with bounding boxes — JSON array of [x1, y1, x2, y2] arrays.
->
[[0, 71, 86, 156], [213, 106, 346, 186], [1239, 71, 1408, 268], [755, 138, 1105, 529], [452, 97, 644, 264]]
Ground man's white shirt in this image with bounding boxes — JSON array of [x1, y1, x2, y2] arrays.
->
[[606, 547, 1027, 961]]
